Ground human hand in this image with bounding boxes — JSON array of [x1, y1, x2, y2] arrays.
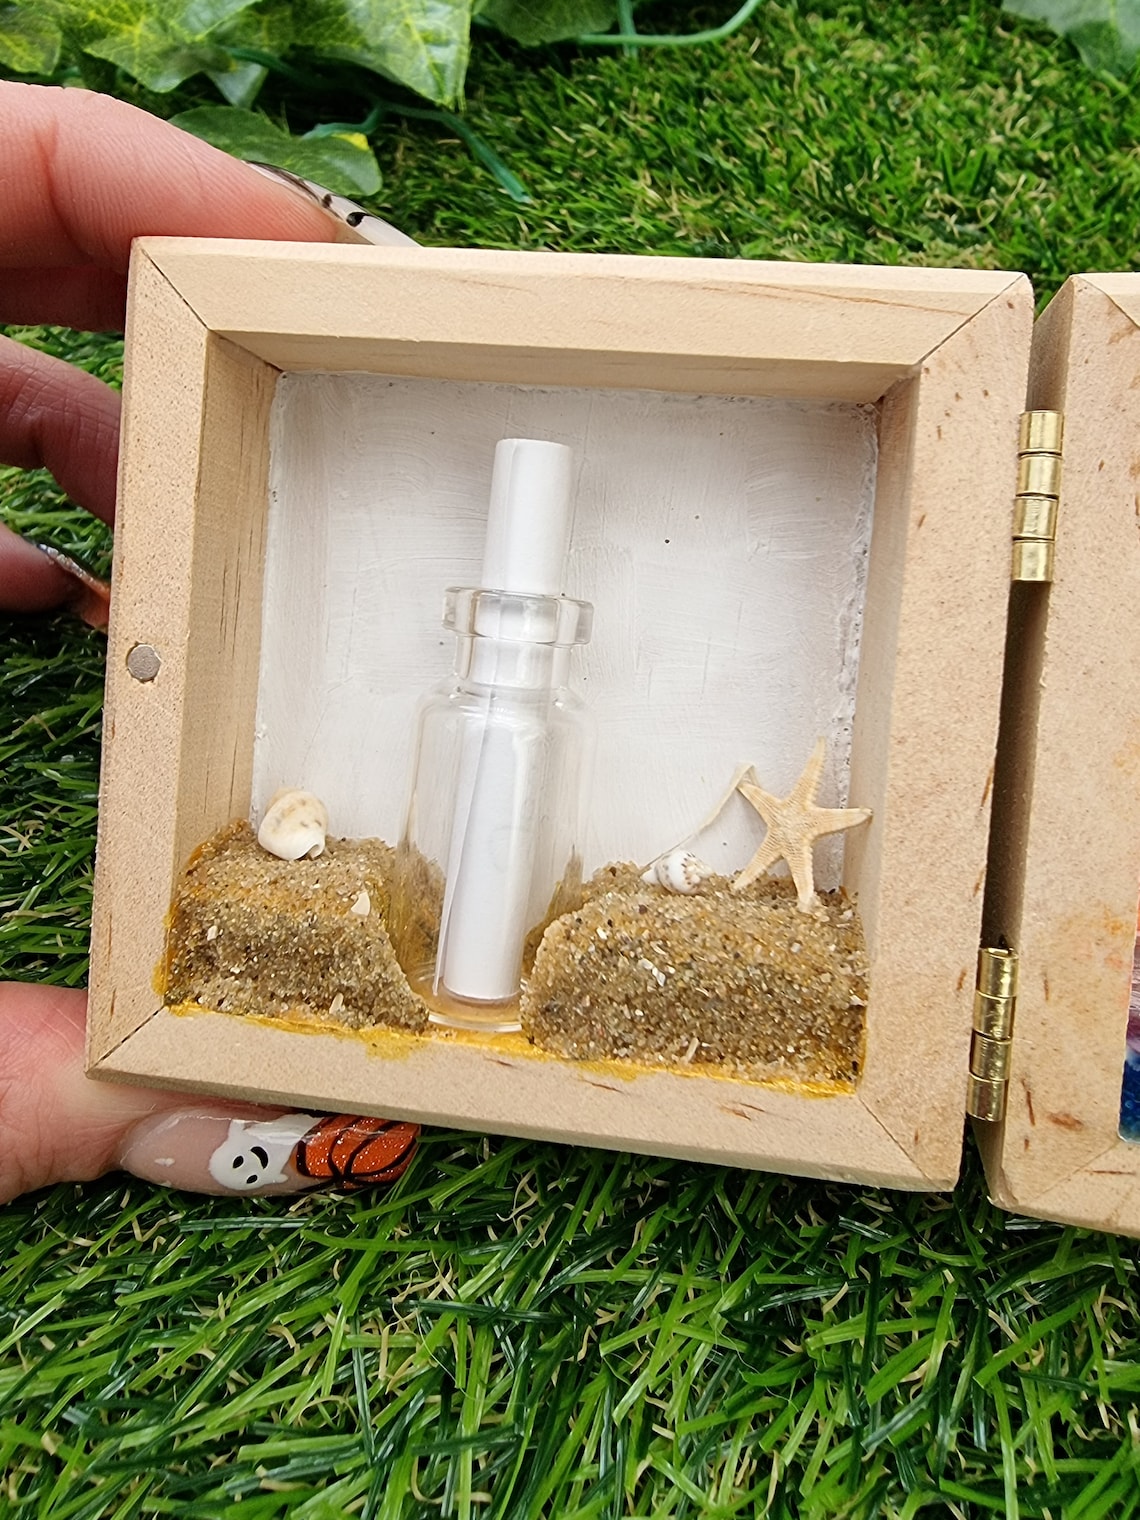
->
[[0, 81, 353, 615], [0, 83, 418, 1200]]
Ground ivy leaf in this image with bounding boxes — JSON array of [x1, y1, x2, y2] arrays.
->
[[475, 0, 617, 46], [171, 105, 382, 195], [29, 0, 478, 105], [85, 22, 229, 91], [0, 6, 62, 74], [291, 0, 472, 106], [204, 0, 296, 106], [37, 0, 258, 47], [36, 0, 265, 92], [1004, 0, 1140, 74], [204, 58, 264, 106], [214, 0, 293, 55]]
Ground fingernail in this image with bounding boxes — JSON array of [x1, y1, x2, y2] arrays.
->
[[245, 162, 418, 248], [28, 543, 110, 630], [118, 1109, 419, 1195]]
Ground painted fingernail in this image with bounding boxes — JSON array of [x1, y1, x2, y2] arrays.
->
[[245, 162, 418, 247], [118, 1109, 419, 1195], [28, 543, 110, 630]]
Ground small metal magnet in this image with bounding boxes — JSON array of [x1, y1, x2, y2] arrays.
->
[[126, 643, 162, 682]]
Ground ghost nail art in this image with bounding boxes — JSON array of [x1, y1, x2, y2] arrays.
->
[[119, 1108, 419, 1195], [207, 1112, 319, 1191]]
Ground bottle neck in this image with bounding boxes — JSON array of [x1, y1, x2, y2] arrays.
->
[[444, 587, 592, 694], [453, 635, 570, 692]]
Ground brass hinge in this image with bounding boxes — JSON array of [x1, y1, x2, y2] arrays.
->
[[1012, 410, 1063, 583], [966, 946, 1018, 1122]]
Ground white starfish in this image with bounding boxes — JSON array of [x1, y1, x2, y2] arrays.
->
[[732, 739, 871, 912]]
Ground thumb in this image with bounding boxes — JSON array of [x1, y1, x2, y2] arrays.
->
[[0, 983, 418, 1200]]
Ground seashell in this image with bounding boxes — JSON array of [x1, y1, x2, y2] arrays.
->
[[641, 848, 712, 895], [257, 789, 328, 861]]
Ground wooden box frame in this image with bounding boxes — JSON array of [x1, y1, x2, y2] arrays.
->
[[976, 275, 1140, 1235], [89, 241, 1039, 1198]]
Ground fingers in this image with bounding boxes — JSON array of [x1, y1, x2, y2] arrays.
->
[[0, 83, 351, 617], [0, 524, 76, 613], [20, 543, 110, 627], [0, 983, 419, 1200], [0, 83, 343, 278], [0, 983, 185, 1200], [0, 266, 128, 331], [0, 335, 120, 518], [0, 335, 121, 613]]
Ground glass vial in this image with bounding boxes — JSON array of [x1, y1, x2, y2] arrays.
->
[[389, 438, 593, 1033], [395, 588, 593, 1030]]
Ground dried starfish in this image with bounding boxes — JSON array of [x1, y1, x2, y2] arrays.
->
[[732, 738, 871, 912]]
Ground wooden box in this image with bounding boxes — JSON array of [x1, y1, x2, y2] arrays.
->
[[86, 242, 1140, 1235]]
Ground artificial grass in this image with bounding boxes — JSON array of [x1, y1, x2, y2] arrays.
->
[[2, 1147, 1138, 1519], [3, 3, 1140, 1515]]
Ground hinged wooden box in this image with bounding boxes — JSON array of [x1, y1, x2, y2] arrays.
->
[[87, 242, 1140, 1236]]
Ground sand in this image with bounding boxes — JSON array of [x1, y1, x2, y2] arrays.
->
[[164, 821, 426, 1032], [164, 826, 867, 1084], [521, 865, 867, 1083]]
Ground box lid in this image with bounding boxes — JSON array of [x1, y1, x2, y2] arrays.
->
[[977, 274, 1140, 1236]]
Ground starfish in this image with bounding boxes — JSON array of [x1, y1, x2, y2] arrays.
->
[[732, 739, 871, 912]]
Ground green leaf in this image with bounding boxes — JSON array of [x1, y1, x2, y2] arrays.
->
[[181, 0, 267, 29], [475, 0, 617, 46], [206, 1, 296, 108], [1003, 0, 1140, 74], [38, 0, 252, 47], [35, 0, 475, 104], [170, 105, 382, 195], [291, 0, 472, 106], [216, 0, 293, 56], [296, 125, 382, 195], [36, 0, 265, 92], [0, 6, 62, 74], [205, 57, 266, 106], [84, 20, 229, 91]]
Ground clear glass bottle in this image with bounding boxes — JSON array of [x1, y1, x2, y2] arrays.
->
[[392, 585, 593, 1031]]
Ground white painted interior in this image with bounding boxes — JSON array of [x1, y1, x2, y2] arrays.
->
[[253, 374, 877, 881]]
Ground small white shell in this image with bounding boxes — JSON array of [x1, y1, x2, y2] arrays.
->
[[349, 889, 371, 918], [256, 789, 328, 861], [641, 848, 712, 895]]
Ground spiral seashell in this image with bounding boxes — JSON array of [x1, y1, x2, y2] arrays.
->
[[256, 789, 328, 861], [641, 848, 712, 895]]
